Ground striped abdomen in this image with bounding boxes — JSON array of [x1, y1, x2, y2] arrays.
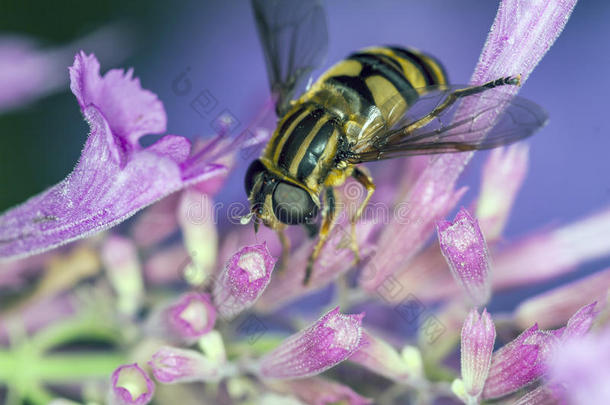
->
[[306, 46, 448, 142], [262, 46, 447, 190], [262, 103, 342, 192]]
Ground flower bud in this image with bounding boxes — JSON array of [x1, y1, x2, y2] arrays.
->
[[437, 208, 491, 306], [108, 363, 154, 405], [259, 307, 364, 379], [213, 243, 276, 319]]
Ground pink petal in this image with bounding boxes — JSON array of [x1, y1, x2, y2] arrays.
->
[[349, 330, 410, 383], [282, 376, 372, 405], [0, 53, 228, 260], [259, 307, 364, 379], [492, 209, 610, 290], [109, 363, 154, 405], [437, 208, 492, 306], [475, 144, 529, 241], [461, 308, 496, 397], [69, 51, 166, 148], [212, 243, 276, 319], [515, 269, 610, 329]]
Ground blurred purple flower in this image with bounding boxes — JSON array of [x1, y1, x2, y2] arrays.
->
[[459, 308, 495, 401], [0, 51, 227, 261], [165, 292, 217, 343], [548, 325, 610, 404], [109, 363, 154, 405], [282, 376, 372, 405], [493, 209, 610, 290], [0, 26, 131, 112], [515, 267, 610, 329], [149, 346, 224, 384], [349, 330, 411, 383], [259, 307, 364, 379], [101, 235, 144, 317], [513, 384, 567, 405], [437, 208, 492, 306], [213, 243, 276, 319], [475, 145, 529, 241]]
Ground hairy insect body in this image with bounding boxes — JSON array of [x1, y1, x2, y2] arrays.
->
[[262, 47, 447, 196]]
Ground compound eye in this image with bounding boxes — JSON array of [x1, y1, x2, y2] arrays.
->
[[272, 182, 318, 225], [244, 159, 266, 196]]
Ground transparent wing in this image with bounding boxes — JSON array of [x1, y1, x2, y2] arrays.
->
[[252, 0, 328, 117], [348, 85, 548, 163]]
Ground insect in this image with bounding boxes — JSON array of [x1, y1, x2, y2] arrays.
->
[[244, 0, 548, 285]]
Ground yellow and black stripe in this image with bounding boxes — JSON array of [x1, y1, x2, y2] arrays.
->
[[262, 46, 447, 192]]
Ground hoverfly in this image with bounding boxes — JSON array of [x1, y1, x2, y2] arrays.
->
[[244, 0, 547, 285]]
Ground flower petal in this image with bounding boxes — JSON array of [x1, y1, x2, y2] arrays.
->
[[165, 292, 217, 343], [0, 53, 228, 261], [493, 209, 610, 290], [483, 325, 550, 399], [548, 326, 610, 404], [259, 307, 364, 379], [69, 51, 165, 147], [149, 346, 223, 384], [213, 243, 276, 319], [475, 144, 529, 241], [437, 208, 492, 306], [515, 268, 609, 329], [460, 308, 496, 398], [282, 376, 372, 405], [349, 330, 411, 383], [109, 363, 154, 405]]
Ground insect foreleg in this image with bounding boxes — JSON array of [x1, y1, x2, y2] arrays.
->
[[304, 187, 337, 285], [350, 166, 375, 262], [276, 226, 290, 273]]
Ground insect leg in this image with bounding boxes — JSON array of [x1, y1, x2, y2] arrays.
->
[[399, 75, 521, 135], [350, 166, 375, 262], [304, 187, 337, 285], [276, 226, 290, 273]]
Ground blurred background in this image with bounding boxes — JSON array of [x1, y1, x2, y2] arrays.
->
[[1, 0, 610, 311]]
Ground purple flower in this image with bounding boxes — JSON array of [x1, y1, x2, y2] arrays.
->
[[349, 330, 411, 383], [560, 302, 598, 341], [482, 325, 551, 399], [513, 384, 567, 405], [437, 208, 492, 306], [213, 243, 276, 319], [459, 309, 495, 400], [483, 303, 598, 400], [259, 307, 364, 379], [178, 189, 219, 285], [283, 376, 372, 405], [166, 292, 217, 342], [0, 51, 226, 261], [149, 346, 224, 384], [493, 209, 610, 291], [101, 235, 143, 316], [475, 145, 529, 241], [109, 363, 154, 405], [548, 326, 610, 404], [515, 268, 610, 329]]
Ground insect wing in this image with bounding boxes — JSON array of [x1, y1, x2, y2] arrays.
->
[[251, 0, 328, 117], [349, 86, 548, 162]]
